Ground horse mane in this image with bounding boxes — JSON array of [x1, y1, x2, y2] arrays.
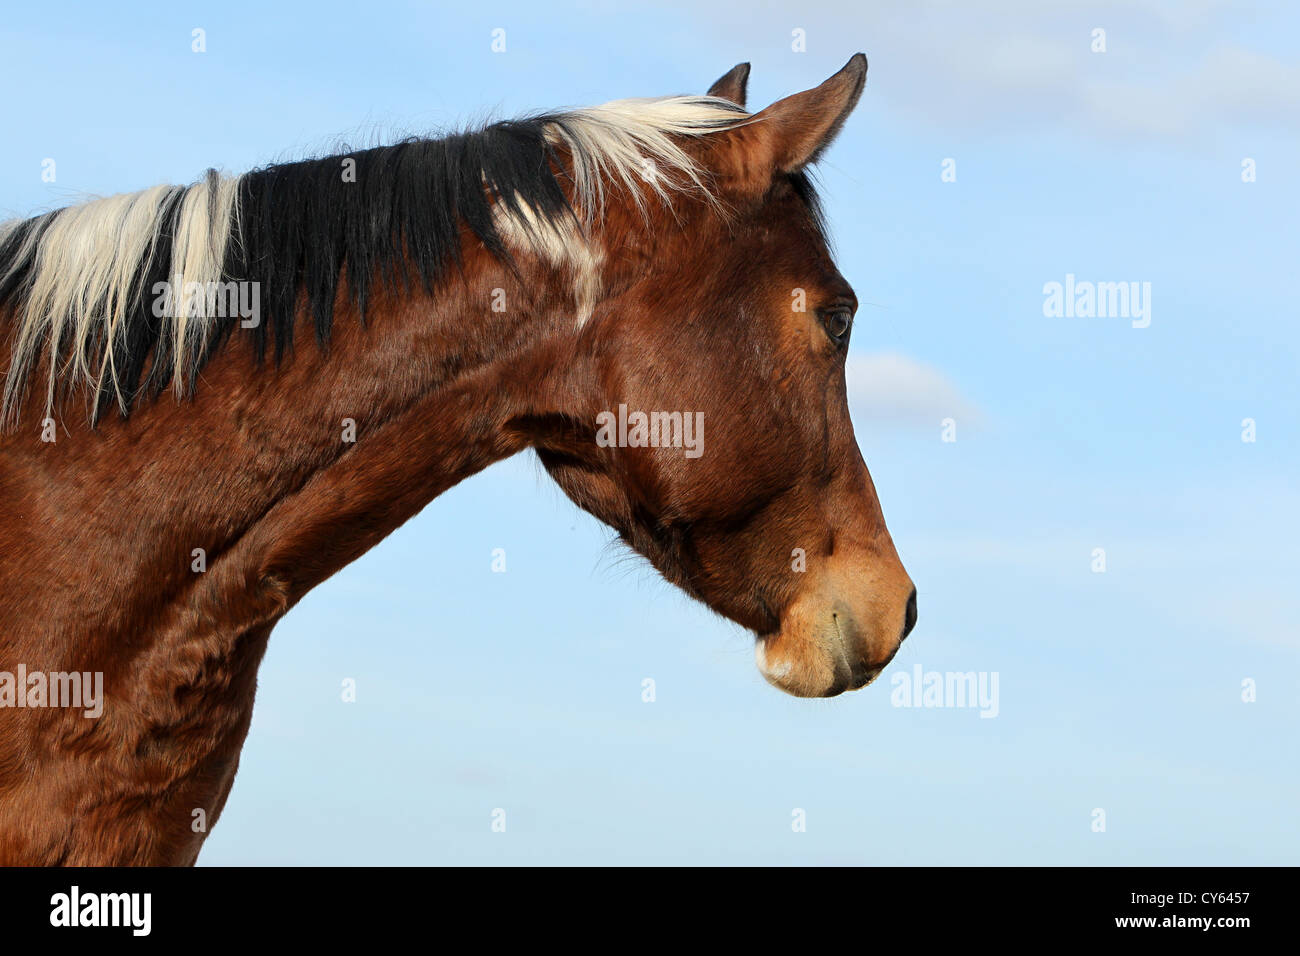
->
[[0, 95, 748, 425]]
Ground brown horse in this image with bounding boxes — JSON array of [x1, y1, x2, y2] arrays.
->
[[0, 56, 915, 865]]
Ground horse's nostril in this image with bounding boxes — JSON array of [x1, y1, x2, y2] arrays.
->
[[902, 588, 918, 640]]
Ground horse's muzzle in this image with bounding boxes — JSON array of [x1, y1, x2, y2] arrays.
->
[[754, 566, 916, 698]]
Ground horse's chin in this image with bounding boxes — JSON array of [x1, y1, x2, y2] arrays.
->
[[755, 649, 890, 698], [753, 629, 896, 698]]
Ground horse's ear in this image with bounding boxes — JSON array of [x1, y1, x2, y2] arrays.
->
[[707, 62, 750, 108], [743, 53, 866, 175]]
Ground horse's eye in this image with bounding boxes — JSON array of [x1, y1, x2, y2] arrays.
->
[[820, 309, 853, 344]]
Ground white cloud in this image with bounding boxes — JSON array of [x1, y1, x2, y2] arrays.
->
[[1082, 45, 1300, 140], [845, 351, 981, 429], [874, 17, 1300, 142]]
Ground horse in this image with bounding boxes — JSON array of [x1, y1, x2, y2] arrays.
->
[[0, 55, 916, 865]]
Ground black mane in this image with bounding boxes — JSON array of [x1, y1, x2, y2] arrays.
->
[[0, 116, 578, 417]]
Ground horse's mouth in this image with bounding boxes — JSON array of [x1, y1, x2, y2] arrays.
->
[[849, 665, 886, 691], [836, 612, 897, 693]]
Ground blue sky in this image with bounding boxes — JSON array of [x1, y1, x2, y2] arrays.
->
[[3, 1, 1296, 864]]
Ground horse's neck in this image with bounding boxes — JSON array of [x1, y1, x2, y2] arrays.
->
[[9, 272, 565, 612], [0, 278, 570, 863]]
